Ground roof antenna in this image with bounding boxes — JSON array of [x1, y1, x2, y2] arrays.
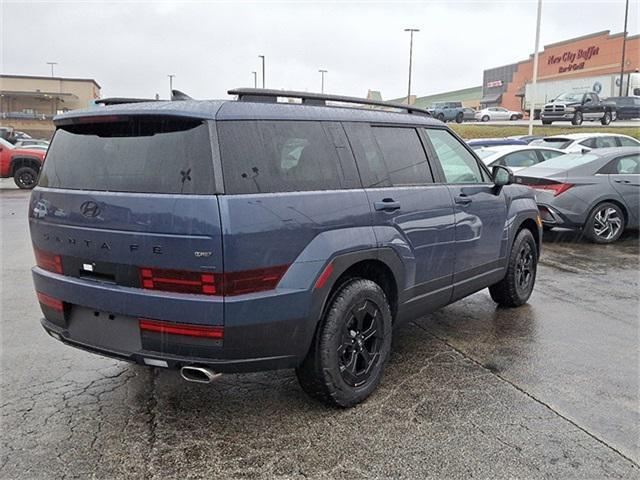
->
[[171, 89, 192, 101]]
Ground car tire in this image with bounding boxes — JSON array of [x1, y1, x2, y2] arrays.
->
[[489, 228, 537, 308], [541, 120, 552, 125], [584, 202, 625, 244], [481, 115, 490, 122], [437, 113, 445, 122], [510, 114, 519, 121], [455, 112, 464, 123], [571, 111, 583, 126], [601, 111, 612, 125], [13, 166, 39, 189], [296, 278, 392, 408]]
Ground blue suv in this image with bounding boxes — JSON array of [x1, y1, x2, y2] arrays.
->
[[30, 89, 541, 407]]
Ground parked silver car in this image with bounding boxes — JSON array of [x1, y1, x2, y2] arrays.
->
[[516, 147, 639, 243]]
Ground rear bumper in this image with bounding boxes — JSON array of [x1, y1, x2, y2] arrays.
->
[[537, 203, 583, 229], [40, 317, 296, 373], [33, 267, 318, 372]]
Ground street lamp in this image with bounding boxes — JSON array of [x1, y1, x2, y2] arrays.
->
[[404, 28, 419, 105], [619, 0, 629, 96], [252, 71, 257, 88], [168, 74, 175, 99], [258, 55, 265, 88], [319, 69, 328, 93], [528, 0, 542, 136], [46, 62, 58, 77]]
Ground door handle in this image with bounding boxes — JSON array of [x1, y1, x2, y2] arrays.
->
[[614, 179, 630, 184], [374, 198, 401, 212], [455, 195, 472, 205]]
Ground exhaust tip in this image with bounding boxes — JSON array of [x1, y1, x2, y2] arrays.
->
[[180, 366, 221, 384]]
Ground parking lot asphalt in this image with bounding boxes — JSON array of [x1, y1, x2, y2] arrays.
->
[[1, 180, 638, 480]]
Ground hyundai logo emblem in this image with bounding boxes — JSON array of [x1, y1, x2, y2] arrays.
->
[[80, 201, 101, 218]]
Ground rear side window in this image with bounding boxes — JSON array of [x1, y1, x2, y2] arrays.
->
[[500, 150, 539, 168], [40, 117, 214, 194], [424, 128, 485, 183], [617, 136, 640, 147], [539, 149, 564, 161], [345, 124, 432, 187], [594, 137, 617, 148], [218, 121, 344, 194]]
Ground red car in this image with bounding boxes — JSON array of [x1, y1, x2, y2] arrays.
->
[[0, 137, 46, 189]]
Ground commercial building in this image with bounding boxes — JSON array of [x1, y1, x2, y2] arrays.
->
[[367, 85, 482, 109], [0, 74, 101, 138], [481, 30, 640, 112]]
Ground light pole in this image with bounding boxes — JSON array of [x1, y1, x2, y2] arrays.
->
[[258, 55, 265, 88], [46, 62, 58, 77], [319, 69, 328, 93], [168, 74, 175, 99], [528, 0, 542, 136], [252, 71, 257, 88], [619, 0, 629, 96], [404, 28, 419, 104]]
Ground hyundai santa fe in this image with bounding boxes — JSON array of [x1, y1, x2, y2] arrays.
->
[[30, 89, 541, 407]]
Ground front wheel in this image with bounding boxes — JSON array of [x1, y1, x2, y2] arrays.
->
[[455, 112, 464, 123], [437, 113, 445, 122], [14, 166, 39, 189], [584, 202, 624, 244], [542, 119, 552, 125], [601, 111, 612, 125], [571, 111, 583, 126], [489, 228, 538, 307], [296, 278, 392, 408], [510, 114, 519, 121], [481, 115, 490, 122]]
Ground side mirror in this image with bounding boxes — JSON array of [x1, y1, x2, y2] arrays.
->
[[581, 147, 591, 154], [492, 165, 513, 187]]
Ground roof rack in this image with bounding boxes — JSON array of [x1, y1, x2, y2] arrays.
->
[[228, 88, 431, 116]]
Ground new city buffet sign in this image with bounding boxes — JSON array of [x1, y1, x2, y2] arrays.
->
[[547, 46, 600, 74]]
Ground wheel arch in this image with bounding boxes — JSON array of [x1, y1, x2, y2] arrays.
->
[[515, 217, 541, 257], [10, 156, 42, 176]]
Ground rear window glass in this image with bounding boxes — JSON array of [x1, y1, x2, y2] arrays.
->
[[39, 117, 214, 194], [530, 138, 572, 149], [217, 120, 344, 194], [533, 153, 598, 169]]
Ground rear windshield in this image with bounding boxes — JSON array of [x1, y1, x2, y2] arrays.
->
[[530, 138, 572, 149], [530, 153, 598, 169], [39, 116, 214, 194]]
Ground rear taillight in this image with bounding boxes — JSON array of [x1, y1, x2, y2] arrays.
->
[[139, 319, 223, 339], [34, 248, 62, 274], [140, 268, 221, 295], [139, 265, 288, 296], [533, 183, 574, 196], [37, 292, 64, 312]]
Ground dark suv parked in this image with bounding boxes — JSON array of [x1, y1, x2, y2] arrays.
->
[[30, 89, 541, 407]]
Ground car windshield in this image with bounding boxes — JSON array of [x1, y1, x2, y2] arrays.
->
[[0, 138, 15, 149], [554, 92, 583, 103], [528, 153, 598, 169]]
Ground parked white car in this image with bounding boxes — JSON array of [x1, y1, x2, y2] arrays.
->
[[475, 107, 523, 122], [475, 145, 565, 173], [529, 133, 640, 154]]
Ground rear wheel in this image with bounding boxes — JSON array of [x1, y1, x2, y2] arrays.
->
[[296, 278, 392, 408], [13, 166, 39, 189], [542, 119, 552, 125], [571, 111, 583, 125], [489, 228, 537, 307], [601, 111, 612, 125], [455, 112, 464, 123], [437, 113, 445, 122], [510, 114, 519, 121], [584, 202, 624, 244]]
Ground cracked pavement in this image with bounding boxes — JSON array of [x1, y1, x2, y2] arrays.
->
[[1, 181, 639, 479]]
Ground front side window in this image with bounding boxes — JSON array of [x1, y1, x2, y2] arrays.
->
[[217, 121, 344, 194], [424, 129, 484, 183], [594, 137, 617, 148]]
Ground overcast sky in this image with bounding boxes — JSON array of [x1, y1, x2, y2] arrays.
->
[[2, 0, 638, 100]]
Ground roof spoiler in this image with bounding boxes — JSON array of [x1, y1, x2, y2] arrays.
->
[[95, 89, 193, 106]]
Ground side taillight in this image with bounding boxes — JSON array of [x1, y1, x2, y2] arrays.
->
[[139, 318, 223, 339], [37, 292, 64, 312], [533, 183, 574, 196], [34, 248, 62, 273], [138, 265, 289, 296]]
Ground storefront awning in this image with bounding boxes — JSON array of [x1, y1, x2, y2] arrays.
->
[[480, 93, 502, 104], [515, 87, 525, 97]]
